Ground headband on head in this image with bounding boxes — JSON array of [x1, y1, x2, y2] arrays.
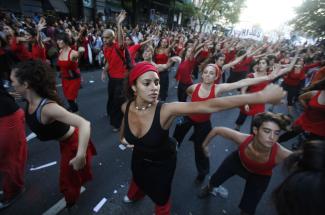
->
[[128, 62, 158, 86]]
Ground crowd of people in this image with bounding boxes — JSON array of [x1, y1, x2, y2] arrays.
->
[[0, 9, 325, 215]]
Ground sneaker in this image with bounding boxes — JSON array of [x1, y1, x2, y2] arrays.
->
[[123, 195, 134, 203], [211, 186, 229, 198], [197, 185, 212, 199], [0, 188, 25, 210]]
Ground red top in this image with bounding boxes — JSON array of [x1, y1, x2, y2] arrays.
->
[[128, 44, 141, 62], [154, 53, 169, 64], [239, 135, 279, 176], [189, 83, 216, 123], [294, 91, 325, 137], [175, 58, 196, 84], [57, 48, 80, 79], [224, 50, 236, 64], [283, 69, 305, 86], [240, 73, 270, 115], [174, 45, 184, 56], [232, 56, 253, 72], [10, 37, 32, 61], [31, 44, 46, 61], [104, 42, 127, 79]]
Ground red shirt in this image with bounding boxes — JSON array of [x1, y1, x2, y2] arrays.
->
[[10, 37, 32, 61], [224, 50, 236, 64], [294, 91, 325, 137], [189, 83, 216, 123], [240, 73, 270, 115], [128, 44, 141, 62], [283, 69, 305, 86], [104, 42, 127, 79], [239, 135, 279, 176], [31, 44, 46, 61], [175, 58, 196, 84], [232, 56, 253, 72], [154, 53, 169, 64]]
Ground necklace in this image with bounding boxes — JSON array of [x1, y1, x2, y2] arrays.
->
[[135, 103, 152, 111]]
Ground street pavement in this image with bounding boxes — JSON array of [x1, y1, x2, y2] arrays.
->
[[2, 67, 297, 215]]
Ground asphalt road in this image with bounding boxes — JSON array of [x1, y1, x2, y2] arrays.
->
[[2, 67, 297, 215]]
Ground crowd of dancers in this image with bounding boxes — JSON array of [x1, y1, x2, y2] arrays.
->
[[1, 9, 325, 215]]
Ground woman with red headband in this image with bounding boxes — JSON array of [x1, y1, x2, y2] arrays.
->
[[173, 63, 284, 185], [120, 61, 286, 215]]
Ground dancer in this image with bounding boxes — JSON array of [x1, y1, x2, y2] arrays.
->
[[10, 60, 96, 209], [198, 112, 292, 215], [120, 61, 286, 215], [0, 35, 27, 210], [56, 33, 82, 113], [173, 63, 283, 184]]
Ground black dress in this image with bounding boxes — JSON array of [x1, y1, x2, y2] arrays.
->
[[124, 101, 177, 205]]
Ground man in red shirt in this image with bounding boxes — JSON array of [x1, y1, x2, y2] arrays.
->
[[101, 11, 128, 132]]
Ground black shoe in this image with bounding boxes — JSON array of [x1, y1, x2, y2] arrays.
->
[[194, 175, 205, 186], [197, 185, 212, 199], [0, 188, 25, 210]]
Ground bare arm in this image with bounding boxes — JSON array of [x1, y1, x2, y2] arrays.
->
[[42, 103, 90, 170], [298, 91, 316, 109], [162, 84, 286, 124], [222, 52, 247, 70], [116, 11, 126, 48]]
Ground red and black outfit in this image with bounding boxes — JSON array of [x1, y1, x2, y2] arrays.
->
[[227, 56, 253, 83], [208, 135, 278, 215], [173, 83, 216, 180], [279, 91, 325, 142], [175, 58, 196, 101], [104, 41, 128, 129], [9, 37, 32, 61], [282, 69, 305, 106], [154, 53, 169, 101], [235, 73, 270, 129], [0, 84, 27, 205], [57, 48, 81, 113], [25, 98, 96, 206], [124, 101, 177, 215]]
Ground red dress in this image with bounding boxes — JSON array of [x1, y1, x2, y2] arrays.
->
[[31, 44, 46, 61], [294, 91, 325, 137], [240, 73, 270, 115], [57, 48, 81, 100]]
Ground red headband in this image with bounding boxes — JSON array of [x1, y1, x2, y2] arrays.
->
[[128, 62, 158, 86]]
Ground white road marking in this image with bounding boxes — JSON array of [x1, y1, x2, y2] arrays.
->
[[42, 187, 85, 215], [93, 197, 107, 213], [30, 161, 57, 171], [118, 144, 126, 150]]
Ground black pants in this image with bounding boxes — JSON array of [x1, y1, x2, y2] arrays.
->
[[235, 112, 254, 133], [159, 71, 169, 101], [106, 77, 125, 128], [227, 70, 247, 83], [282, 83, 301, 106], [177, 82, 191, 102], [209, 151, 271, 215], [173, 117, 211, 177]]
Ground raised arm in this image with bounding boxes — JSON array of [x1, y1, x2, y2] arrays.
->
[[116, 11, 127, 48], [222, 52, 247, 70]]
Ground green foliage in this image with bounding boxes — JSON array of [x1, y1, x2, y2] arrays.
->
[[291, 0, 325, 38]]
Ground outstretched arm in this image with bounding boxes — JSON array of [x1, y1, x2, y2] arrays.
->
[[202, 127, 249, 156]]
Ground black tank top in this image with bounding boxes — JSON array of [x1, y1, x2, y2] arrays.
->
[[124, 101, 176, 161], [25, 98, 70, 141]]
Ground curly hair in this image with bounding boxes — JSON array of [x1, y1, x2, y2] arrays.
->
[[14, 60, 62, 105], [252, 112, 292, 131]]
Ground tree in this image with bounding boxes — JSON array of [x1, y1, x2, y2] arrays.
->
[[291, 0, 325, 39], [190, 0, 245, 32]]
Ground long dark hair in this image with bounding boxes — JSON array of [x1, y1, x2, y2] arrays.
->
[[273, 140, 325, 215], [14, 60, 62, 105]]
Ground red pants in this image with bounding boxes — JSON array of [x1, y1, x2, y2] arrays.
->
[[0, 109, 27, 201], [59, 129, 96, 206], [127, 179, 171, 215]]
